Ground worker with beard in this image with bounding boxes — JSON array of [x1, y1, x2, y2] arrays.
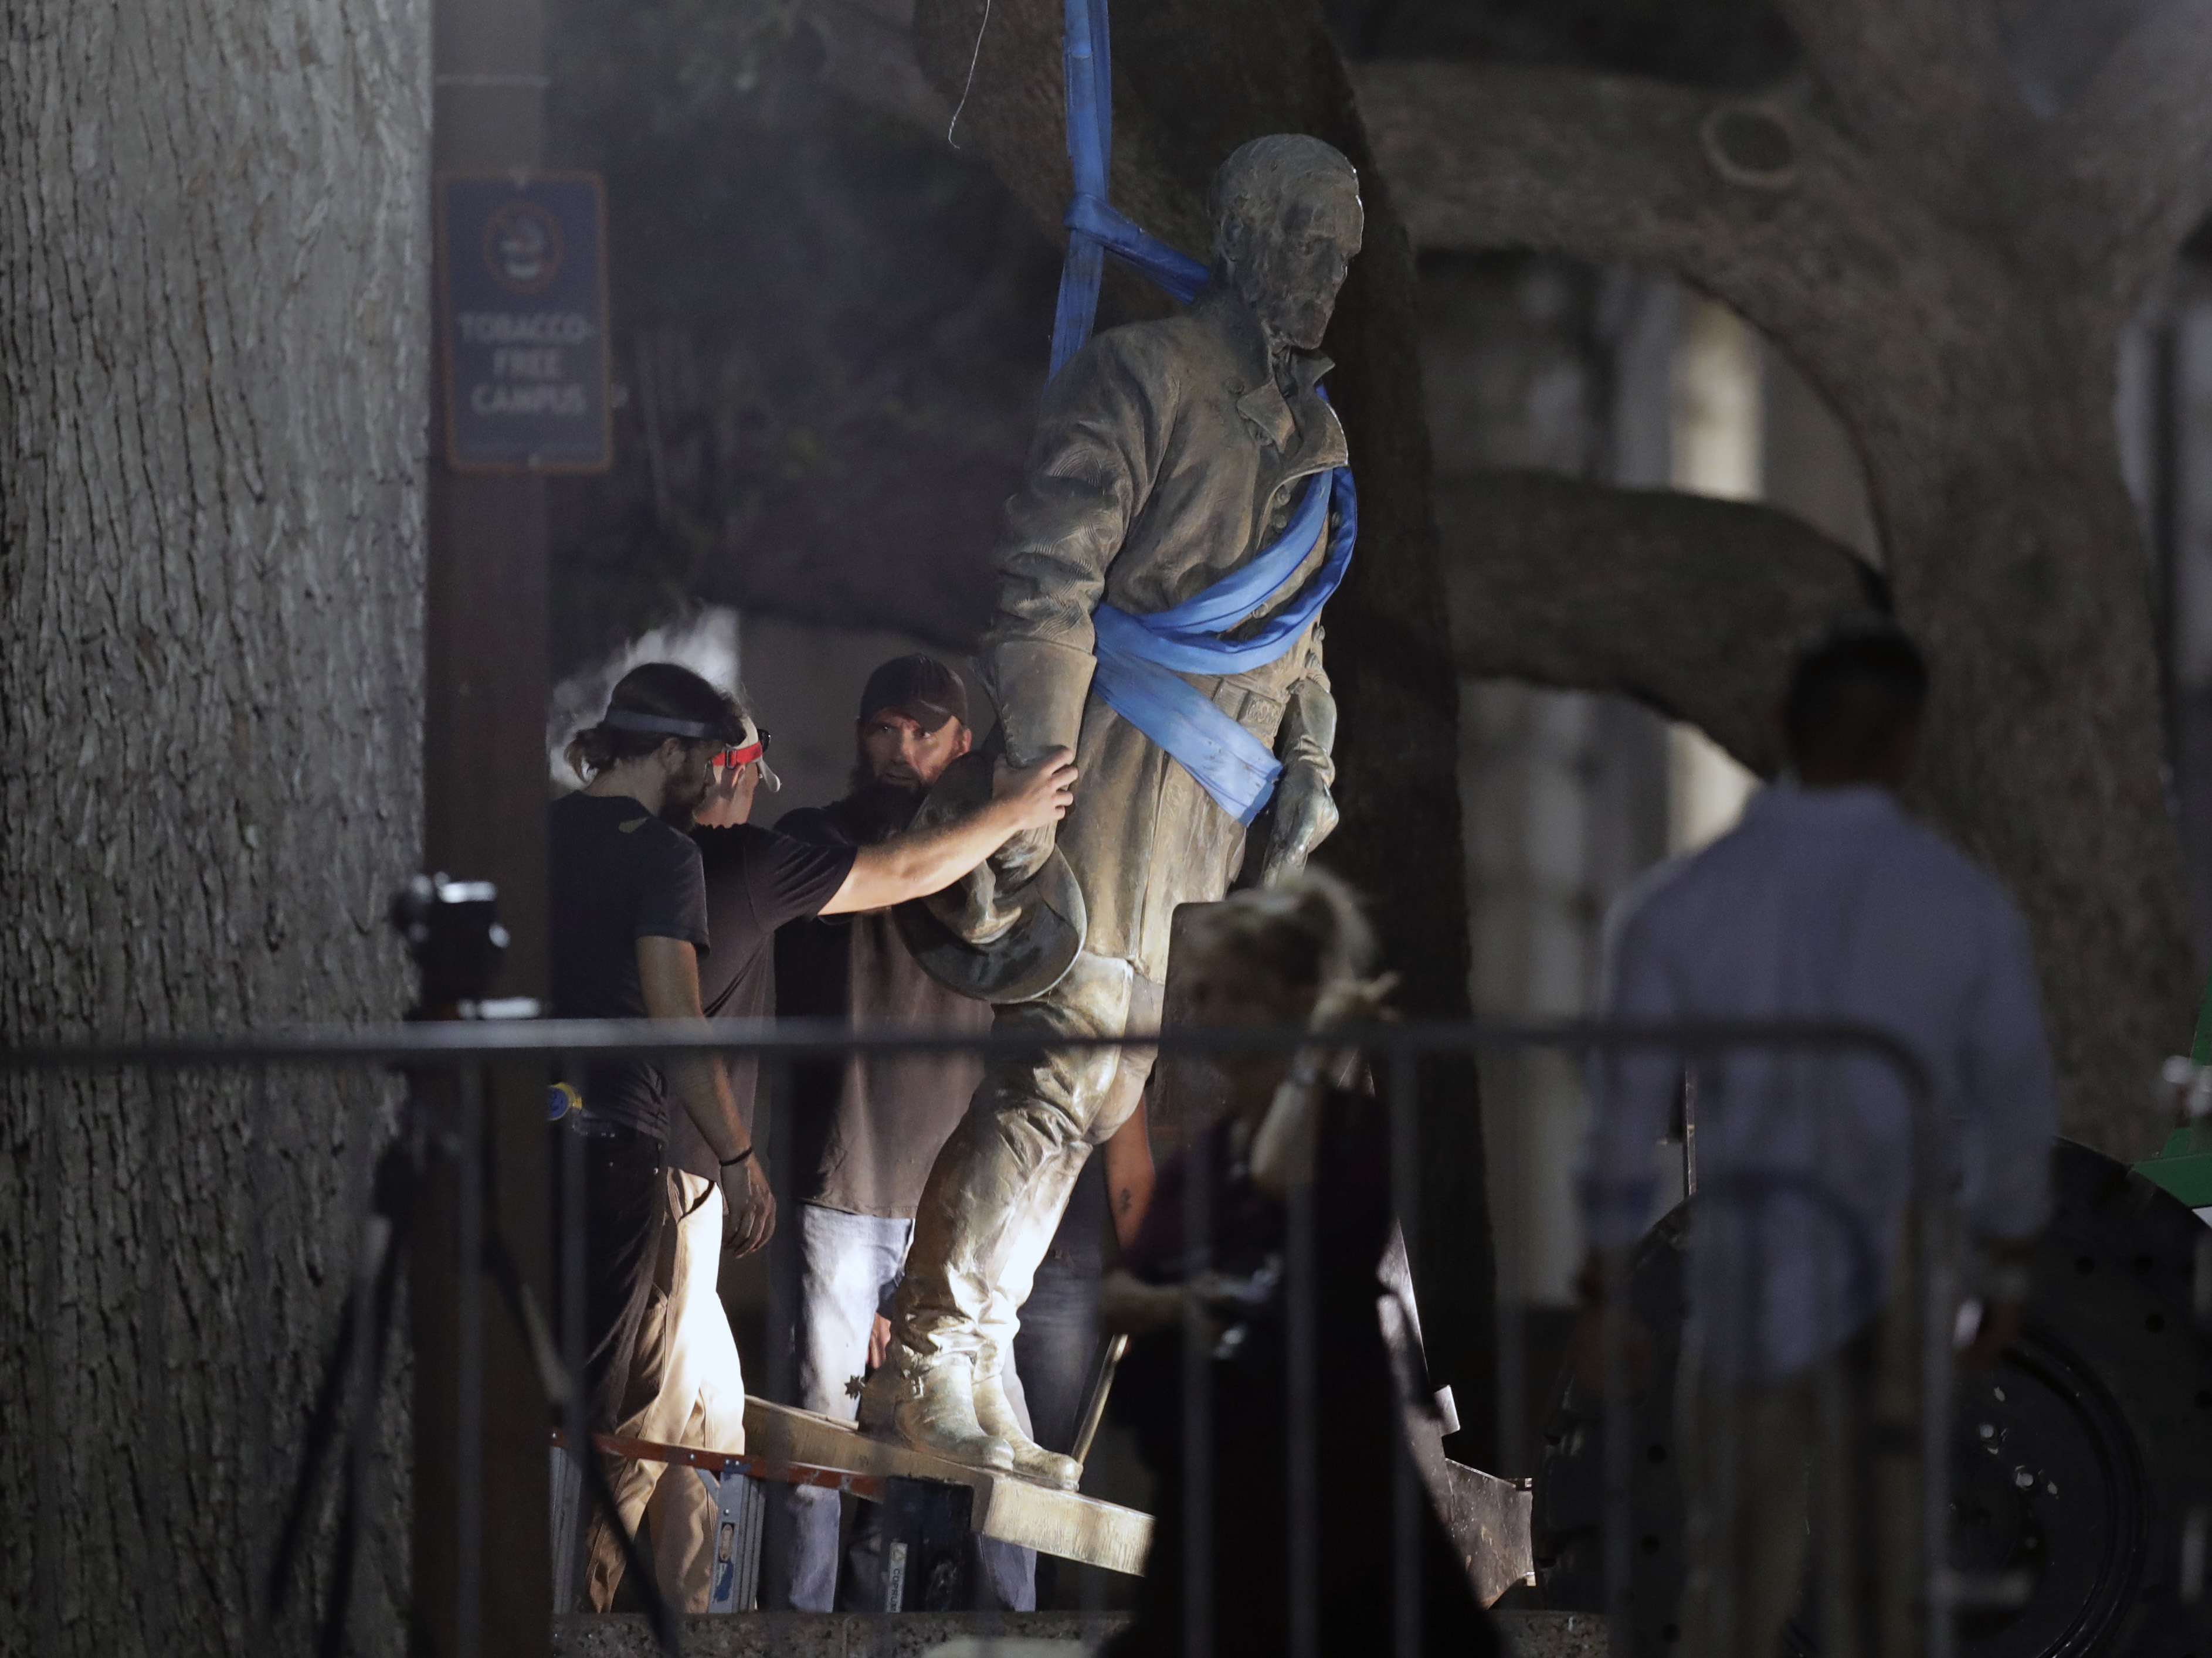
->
[[764, 657, 1156, 1610], [550, 661, 1077, 1610]]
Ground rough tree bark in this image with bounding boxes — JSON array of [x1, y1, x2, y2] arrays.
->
[[1356, 0, 2212, 1155], [908, 0, 1502, 1450], [1, 5, 429, 1653]]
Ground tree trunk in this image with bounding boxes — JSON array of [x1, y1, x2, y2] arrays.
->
[[910, 0, 1501, 1452], [0, 4, 429, 1652], [1852, 322, 2191, 1157]]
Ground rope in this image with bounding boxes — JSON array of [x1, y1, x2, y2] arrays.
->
[[945, 0, 992, 147]]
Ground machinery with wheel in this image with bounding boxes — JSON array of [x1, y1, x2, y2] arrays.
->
[[1531, 1139, 2212, 1656]]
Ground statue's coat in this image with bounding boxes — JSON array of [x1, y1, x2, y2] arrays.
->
[[983, 285, 1345, 979]]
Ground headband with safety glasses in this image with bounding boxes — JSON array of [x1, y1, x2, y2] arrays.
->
[[602, 706, 779, 791]]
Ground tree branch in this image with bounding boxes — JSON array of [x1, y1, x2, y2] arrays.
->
[[1355, 59, 1733, 271], [1439, 470, 1888, 776], [1352, 60, 1992, 425], [1353, 57, 2017, 449], [1772, 0, 2019, 191], [2058, 0, 2212, 308], [912, 0, 1074, 234]]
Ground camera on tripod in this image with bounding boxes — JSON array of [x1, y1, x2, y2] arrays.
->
[[388, 873, 532, 1017]]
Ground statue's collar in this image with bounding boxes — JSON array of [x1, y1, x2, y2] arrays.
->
[[1197, 290, 1344, 470]]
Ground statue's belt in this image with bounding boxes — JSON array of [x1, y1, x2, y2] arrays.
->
[[1091, 461, 1358, 826]]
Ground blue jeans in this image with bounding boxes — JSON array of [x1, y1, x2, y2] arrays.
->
[[771, 1202, 1036, 1611], [1013, 1156, 1106, 1456], [1010, 1163, 1105, 1608]]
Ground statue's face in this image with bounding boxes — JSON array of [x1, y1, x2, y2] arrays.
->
[[1227, 178, 1364, 353]]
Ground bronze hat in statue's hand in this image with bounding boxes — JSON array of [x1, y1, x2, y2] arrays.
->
[[895, 745, 1087, 1004]]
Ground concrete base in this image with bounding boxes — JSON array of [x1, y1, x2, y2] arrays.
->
[[1496, 1609, 1611, 1658], [742, 1399, 1153, 1576], [551, 1611, 1124, 1657], [551, 1610, 1607, 1656]]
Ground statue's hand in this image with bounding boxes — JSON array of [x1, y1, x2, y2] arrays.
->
[[923, 823, 1057, 947], [1260, 765, 1338, 886], [990, 822, 1056, 888]]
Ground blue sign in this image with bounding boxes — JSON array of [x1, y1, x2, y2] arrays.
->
[[437, 172, 612, 473]]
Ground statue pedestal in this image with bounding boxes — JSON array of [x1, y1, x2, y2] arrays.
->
[[741, 1398, 1153, 1575]]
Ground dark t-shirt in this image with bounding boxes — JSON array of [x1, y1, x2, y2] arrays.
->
[[661, 823, 856, 1181], [548, 790, 711, 1140], [773, 791, 995, 1217], [1117, 1091, 1393, 1446]]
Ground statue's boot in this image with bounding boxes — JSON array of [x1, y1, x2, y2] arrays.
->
[[854, 1346, 1013, 1473], [859, 1116, 1090, 1474], [973, 1344, 1083, 1490], [869, 954, 1164, 1480]]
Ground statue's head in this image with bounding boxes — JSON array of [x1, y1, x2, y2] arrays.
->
[[1208, 135, 1363, 354]]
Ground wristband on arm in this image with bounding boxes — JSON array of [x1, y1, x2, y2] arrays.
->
[[720, 1147, 755, 1168]]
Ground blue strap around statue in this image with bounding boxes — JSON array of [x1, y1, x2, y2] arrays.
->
[[1047, 0, 1358, 825], [1091, 464, 1358, 825]]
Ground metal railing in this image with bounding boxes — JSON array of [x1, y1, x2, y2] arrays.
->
[[2, 1014, 1959, 1658]]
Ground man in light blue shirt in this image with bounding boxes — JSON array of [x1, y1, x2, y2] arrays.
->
[[1577, 624, 2055, 1658]]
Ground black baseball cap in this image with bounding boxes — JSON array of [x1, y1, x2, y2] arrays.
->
[[859, 655, 969, 734]]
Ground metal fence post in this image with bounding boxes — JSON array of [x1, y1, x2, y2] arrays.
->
[[1390, 1043, 1423, 1658], [1181, 1097, 1213, 1658]]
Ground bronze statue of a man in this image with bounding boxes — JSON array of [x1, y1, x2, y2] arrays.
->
[[859, 134, 1363, 1483]]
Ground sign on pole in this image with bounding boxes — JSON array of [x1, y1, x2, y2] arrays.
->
[[436, 172, 612, 473]]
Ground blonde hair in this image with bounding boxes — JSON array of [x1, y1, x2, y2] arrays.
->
[[1183, 869, 1375, 996]]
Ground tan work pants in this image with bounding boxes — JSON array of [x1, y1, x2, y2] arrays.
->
[[1677, 1278, 1921, 1658], [583, 1170, 747, 1612]]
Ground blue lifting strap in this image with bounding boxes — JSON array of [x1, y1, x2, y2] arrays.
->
[[1045, 0, 1358, 825], [1093, 464, 1358, 825]]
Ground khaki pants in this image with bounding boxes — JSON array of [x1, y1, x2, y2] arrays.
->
[[583, 1170, 748, 1612], [1677, 1276, 1921, 1658]]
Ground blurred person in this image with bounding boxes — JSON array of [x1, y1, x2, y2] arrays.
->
[[766, 655, 1156, 1609], [1098, 873, 1495, 1658], [551, 661, 1078, 1610], [1575, 624, 2055, 1658]]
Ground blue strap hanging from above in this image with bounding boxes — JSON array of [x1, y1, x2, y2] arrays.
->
[[1066, 193, 1206, 308], [1044, 0, 1358, 825], [1049, 0, 1206, 375], [1049, 0, 1112, 378]]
